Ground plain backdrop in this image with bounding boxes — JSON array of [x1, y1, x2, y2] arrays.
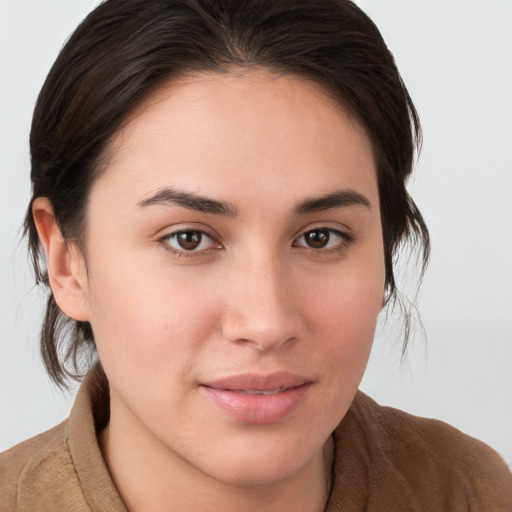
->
[[1, 0, 511, 468]]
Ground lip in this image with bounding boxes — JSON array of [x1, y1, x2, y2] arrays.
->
[[200, 372, 312, 425]]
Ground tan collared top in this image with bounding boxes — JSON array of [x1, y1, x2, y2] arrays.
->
[[1, 367, 511, 511]]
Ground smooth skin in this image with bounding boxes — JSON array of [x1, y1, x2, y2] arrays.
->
[[33, 69, 386, 512]]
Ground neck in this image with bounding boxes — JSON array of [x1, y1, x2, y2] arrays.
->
[[99, 396, 334, 512]]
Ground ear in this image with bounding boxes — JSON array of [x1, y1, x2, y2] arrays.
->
[[32, 197, 90, 322]]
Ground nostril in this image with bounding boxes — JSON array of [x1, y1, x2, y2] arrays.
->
[[221, 308, 300, 350]]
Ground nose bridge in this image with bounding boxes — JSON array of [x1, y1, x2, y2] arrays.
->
[[221, 248, 299, 349]]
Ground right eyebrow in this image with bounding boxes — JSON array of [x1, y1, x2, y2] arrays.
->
[[136, 187, 239, 217]]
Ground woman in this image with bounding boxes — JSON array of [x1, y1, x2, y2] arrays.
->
[[1, 0, 511, 510]]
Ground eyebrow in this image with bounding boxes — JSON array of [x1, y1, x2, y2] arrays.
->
[[137, 187, 238, 217], [294, 189, 371, 215], [137, 187, 371, 217]]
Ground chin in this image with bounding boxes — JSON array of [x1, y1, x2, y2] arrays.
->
[[184, 428, 325, 487], [208, 455, 307, 487]]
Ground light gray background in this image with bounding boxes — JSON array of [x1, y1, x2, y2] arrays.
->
[[1, 1, 511, 468]]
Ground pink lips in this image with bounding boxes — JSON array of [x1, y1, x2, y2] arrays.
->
[[200, 372, 312, 425]]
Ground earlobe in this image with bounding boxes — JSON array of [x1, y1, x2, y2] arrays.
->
[[32, 198, 90, 322]]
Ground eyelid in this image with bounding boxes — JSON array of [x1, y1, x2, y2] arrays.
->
[[156, 222, 222, 242], [157, 224, 223, 256], [155, 222, 355, 257], [292, 225, 355, 252]]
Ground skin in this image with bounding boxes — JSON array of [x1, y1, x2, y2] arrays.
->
[[33, 69, 385, 512]]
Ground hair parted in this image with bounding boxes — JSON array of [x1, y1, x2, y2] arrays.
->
[[24, 0, 429, 387]]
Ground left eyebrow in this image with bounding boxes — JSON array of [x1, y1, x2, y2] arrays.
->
[[294, 189, 372, 215]]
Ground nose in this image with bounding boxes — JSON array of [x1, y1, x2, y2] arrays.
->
[[220, 252, 302, 351]]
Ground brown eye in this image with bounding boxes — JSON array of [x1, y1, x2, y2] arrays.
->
[[164, 230, 217, 253], [294, 227, 351, 252], [176, 231, 203, 250], [303, 229, 331, 249]]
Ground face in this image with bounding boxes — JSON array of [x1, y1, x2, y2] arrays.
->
[[77, 70, 385, 485]]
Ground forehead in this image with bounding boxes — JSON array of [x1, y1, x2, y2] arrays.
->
[[93, 69, 378, 214]]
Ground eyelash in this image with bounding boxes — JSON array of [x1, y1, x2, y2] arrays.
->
[[159, 229, 221, 257], [292, 227, 354, 254], [158, 227, 354, 257]]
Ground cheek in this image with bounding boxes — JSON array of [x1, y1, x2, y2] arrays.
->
[[85, 253, 221, 386], [306, 263, 384, 375], [286, 264, 384, 439]]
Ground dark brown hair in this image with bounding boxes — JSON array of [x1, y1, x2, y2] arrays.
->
[[25, 0, 429, 387]]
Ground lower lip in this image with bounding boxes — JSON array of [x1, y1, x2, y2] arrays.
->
[[200, 384, 311, 425]]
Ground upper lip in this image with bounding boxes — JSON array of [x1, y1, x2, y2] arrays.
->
[[202, 372, 312, 391]]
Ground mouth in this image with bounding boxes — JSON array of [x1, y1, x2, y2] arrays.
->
[[200, 372, 313, 425], [230, 388, 290, 395], [202, 371, 311, 392]]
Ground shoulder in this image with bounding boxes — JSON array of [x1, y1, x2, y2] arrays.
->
[[0, 421, 89, 511], [344, 392, 512, 510], [358, 392, 510, 476]]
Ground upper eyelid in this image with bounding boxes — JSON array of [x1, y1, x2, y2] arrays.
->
[[293, 227, 351, 243], [292, 222, 353, 240], [158, 229, 222, 257], [292, 230, 355, 258], [157, 226, 221, 248], [156, 223, 354, 247], [158, 224, 221, 242]]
